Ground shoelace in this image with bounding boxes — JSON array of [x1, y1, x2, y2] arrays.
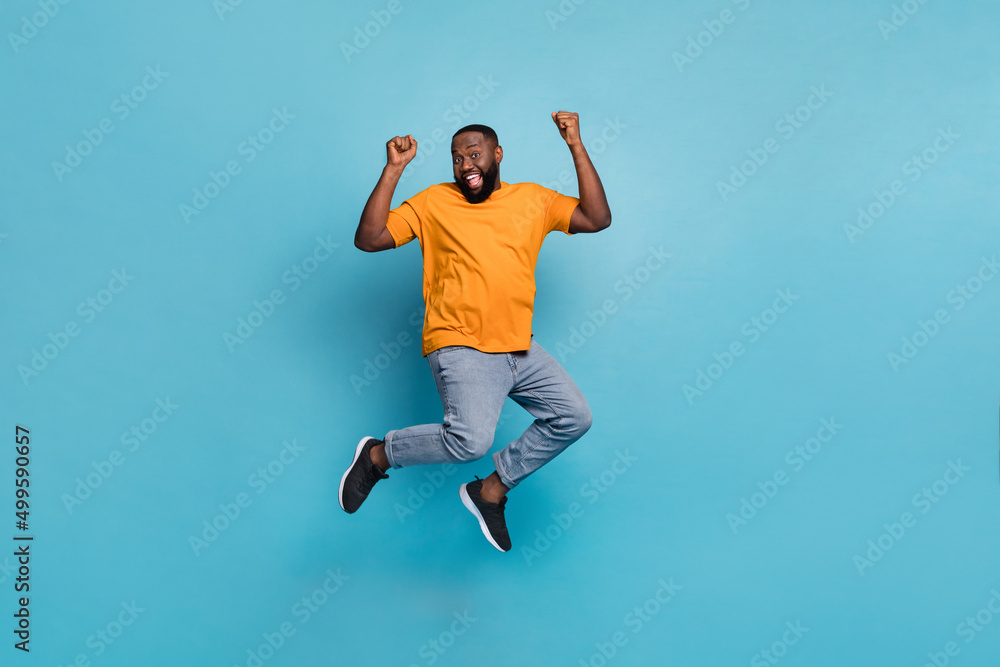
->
[[361, 462, 388, 489], [482, 496, 508, 543]]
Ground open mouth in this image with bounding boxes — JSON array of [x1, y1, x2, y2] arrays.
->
[[464, 171, 483, 188]]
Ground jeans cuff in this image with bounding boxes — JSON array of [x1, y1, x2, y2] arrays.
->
[[383, 430, 401, 469], [492, 451, 518, 489]]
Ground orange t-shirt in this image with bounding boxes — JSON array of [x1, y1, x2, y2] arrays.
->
[[386, 181, 580, 356]]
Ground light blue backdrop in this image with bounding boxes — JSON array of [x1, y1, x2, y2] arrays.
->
[[2, 1, 998, 665]]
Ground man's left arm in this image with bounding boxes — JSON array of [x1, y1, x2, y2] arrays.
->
[[552, 111, 612, 234]]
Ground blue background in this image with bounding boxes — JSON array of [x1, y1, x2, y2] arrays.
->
[[2, 0, 999, 665]]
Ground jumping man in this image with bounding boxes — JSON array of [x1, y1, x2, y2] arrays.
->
[[340, 111, 612, 552]]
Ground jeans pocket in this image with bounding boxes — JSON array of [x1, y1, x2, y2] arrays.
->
[[428, 346, 461, 375]]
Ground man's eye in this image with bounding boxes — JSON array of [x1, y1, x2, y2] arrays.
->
[[471, 153, 479, 158]]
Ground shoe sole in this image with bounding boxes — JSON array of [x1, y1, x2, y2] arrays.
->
[[459, 483, 508, 552], [339, 436, 374, 513]]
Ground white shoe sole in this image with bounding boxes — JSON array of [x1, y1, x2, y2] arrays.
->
[[339, 436, 374, 512], [459, 483, 507, 552]]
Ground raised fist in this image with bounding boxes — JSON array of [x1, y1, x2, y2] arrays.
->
[[386, 134, 418, 168], [551, 111, 582, 147]]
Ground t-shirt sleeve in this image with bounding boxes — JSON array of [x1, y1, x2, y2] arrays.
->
[[542, 186, 581, 236], [385, 188, 428, 248]]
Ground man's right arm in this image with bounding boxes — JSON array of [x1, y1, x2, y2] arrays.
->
[[355, 134, 417, 253]]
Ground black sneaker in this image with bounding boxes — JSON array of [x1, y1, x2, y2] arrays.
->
[[459, 477, 511, 552], [339, 437, 389, 513]]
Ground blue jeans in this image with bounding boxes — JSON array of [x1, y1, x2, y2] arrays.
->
[[383, 337, 592, 489]]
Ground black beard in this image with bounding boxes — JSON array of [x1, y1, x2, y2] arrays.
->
[[455, 160, 500, 204]]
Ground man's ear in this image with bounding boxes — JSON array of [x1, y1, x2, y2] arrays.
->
[[495, 145, 503, 164]]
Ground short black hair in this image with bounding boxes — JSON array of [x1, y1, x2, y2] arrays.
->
[[453, 124, 498, 147]]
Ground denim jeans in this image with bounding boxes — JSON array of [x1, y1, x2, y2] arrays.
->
[[383, 337, 592, 489]]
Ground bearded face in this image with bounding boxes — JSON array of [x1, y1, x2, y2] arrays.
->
[[452, 131, 502, 204]]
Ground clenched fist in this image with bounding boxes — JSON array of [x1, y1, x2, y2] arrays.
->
[[386, 134, 418, 168], [551, 111, 582, 147]]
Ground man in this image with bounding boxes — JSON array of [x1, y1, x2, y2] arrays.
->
[[340, 112, 612, 552]]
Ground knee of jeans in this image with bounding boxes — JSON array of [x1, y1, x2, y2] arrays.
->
[[445, 427, 493, 462], [565, 398, 593, 438]]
